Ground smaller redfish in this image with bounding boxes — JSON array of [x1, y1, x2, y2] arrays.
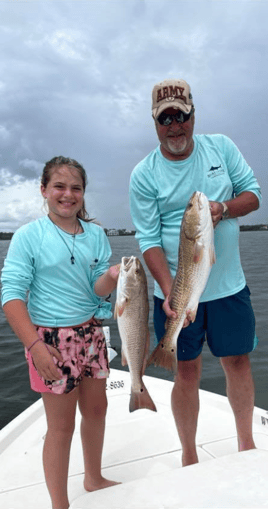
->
[[114, 256, 157, 412]]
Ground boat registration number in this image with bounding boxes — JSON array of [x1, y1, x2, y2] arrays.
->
[[106, 380, 125, 390]]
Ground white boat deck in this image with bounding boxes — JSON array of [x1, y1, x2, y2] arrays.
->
[[1, 368, 268, 508]]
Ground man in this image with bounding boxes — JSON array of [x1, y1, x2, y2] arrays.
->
[[129, 79, 261, 467]]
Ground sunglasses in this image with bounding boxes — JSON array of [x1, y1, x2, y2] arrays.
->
[[157, 109, 193, 126]]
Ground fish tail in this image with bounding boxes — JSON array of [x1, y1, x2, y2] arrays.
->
[[147, 340, 177, 372], [129, 383, 157, 413]]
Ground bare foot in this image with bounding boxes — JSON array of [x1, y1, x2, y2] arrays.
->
[[238, 439, 256, 452], [182, 451, 199, 467], [84, 476, 121, 492]]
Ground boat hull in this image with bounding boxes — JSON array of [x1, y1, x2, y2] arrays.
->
[[1, 368, 268, 508]]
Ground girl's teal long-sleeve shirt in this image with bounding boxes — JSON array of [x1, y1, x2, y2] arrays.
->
[[1, 217, 112, 326], [129, 134, 262, 302]]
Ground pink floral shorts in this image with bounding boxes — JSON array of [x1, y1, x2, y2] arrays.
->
[[25, 318, 109, 395]]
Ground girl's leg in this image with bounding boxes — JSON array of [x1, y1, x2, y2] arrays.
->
[[78, 377, 119, 491], [42, 390, 78, 509]]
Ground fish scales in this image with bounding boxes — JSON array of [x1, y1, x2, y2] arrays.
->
[[118, 297, 147, 390], [147, 191, 215, 372]]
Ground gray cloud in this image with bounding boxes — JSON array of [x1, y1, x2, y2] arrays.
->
[[0, 0, 267, 230]]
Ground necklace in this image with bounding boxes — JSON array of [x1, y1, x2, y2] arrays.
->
[[48, 216, 80, 264]]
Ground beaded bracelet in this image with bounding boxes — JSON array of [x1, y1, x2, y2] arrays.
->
[[27, 338, 42, 352]]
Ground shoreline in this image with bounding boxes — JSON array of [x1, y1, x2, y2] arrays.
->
[[0, 224, 268, 240]]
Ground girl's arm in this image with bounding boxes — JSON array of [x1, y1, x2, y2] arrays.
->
[[3, 300, 63, 381], [94, 264, 120, 297]]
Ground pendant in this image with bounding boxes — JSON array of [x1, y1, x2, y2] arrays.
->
[[71, 256, 75, 264]]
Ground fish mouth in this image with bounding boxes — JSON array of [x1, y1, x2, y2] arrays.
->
[[197, 191, 204, 208], [122, 256, 136, 272], [189, 191, 207, 210], [121, 256, 141, 275], [197, 191, 210, 212]]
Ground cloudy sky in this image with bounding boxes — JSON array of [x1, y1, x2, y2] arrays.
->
[[0, 0, 267, 231]]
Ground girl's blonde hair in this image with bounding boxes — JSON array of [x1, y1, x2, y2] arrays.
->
[[41, 156, 92, 222]]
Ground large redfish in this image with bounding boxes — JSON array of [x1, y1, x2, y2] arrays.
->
[[114, 256, 157, 412], [148, 191, 216, 372]]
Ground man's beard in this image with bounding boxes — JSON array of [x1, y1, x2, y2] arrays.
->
[[166, 134, 187, 154]]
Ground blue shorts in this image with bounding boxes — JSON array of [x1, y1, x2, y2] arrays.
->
[[154, 286, 258, 361]]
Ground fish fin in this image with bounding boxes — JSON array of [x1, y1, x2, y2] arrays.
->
[[121, 348, 128, 367], [193, 241, 204, 263], [147, 338, 177, 373], [114, 300, 126, 319], [129, 383, 157, 412], [117, 299, 128, 317], [210, 246, 216, 265], [187, 306, 198, 323], [142, 330, 150, 375]]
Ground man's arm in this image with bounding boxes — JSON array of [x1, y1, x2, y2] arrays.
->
[[143, 247, 173, 298]]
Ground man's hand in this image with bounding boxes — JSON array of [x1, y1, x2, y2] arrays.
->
[[209, 201, 224, 227], [163, 295, 193, 328], [163, 295, 177, 320]]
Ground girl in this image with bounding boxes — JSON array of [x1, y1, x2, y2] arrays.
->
[[1, 156, 120, 509]]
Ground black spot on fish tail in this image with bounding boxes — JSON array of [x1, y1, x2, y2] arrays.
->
[[129, 384, 157, 412], [147, 341, 177, 372]]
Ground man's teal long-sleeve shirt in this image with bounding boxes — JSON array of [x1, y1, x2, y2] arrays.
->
[[129, 134, 261, 302]]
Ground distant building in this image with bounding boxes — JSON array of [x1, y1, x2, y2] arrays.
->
[[107, 229, 119, 236], [240, 224, 268, 231]]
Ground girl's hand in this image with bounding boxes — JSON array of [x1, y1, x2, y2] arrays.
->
[[108, 264, 121, 282], [31, 342, 63, 381], [94, 264, 121, 296]]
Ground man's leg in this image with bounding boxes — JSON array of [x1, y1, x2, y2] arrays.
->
[[171, 355, 202, 466], [220, 353, 256, 451]]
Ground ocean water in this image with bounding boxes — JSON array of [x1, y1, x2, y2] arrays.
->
[[0, 231, 268, 429]]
